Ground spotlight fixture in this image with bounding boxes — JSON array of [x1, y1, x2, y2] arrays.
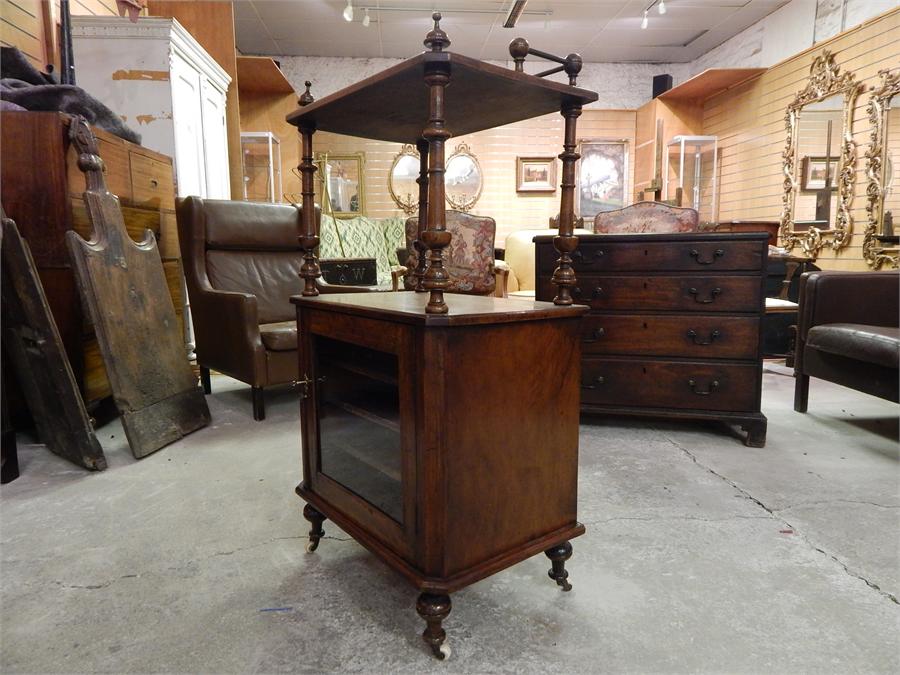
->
[[658, 0, 666, 14], [503, 0, 528, 28], [641, 10, 648, 29], [343, 0, 353, 22], [362, 7, 370, 26]]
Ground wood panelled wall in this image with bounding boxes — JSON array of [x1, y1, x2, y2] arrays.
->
[[703, 7, 900, 271], [1, 0, 120, 70], [309, 109, 636, 247]]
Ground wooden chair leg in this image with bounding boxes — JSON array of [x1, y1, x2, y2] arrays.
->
[[252, 386, 265, 421], [794, 373, 809, 412], [200, 366, 211, 394]]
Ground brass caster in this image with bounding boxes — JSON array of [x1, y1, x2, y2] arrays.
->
[[306, 540, 319, 553]]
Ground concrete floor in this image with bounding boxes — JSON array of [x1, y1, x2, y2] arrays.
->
[[1, 362, 898, 673]]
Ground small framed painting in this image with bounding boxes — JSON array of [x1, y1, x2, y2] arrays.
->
[[801, 156, 838, 192], [516, 156, 557, 193], [577, 140, 628, 218]]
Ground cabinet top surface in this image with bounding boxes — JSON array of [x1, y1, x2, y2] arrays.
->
[[291, 291, 586, 326], [286, 52, 598, 143], [533, 232, 771, 244]]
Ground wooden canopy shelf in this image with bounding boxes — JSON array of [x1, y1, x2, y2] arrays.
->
[[287, 51, 597, 143], [235, 56, 294, 95], [658, 68, 766, 103]]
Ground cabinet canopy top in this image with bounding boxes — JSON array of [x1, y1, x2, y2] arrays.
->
[[286, 51, 598, 143]]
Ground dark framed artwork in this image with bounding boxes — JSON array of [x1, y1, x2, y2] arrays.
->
[[800, 156, 838, 192], [516, 156, 557, 192]]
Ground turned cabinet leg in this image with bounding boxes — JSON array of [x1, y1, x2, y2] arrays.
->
[[252, 386, 265, 421], [200, 366, 211, 395], [794, 373, 809, 413], [302, 504, 326, 553], [416, 592, 452, 660], [545, 541, 573, 591], [742, 418, 768, 448]]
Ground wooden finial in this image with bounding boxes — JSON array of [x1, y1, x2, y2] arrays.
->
[[299, 81, 314, 106], [424, 12, 450, 52], [563, 53, 583, 86], [509, 37, 529, 72]]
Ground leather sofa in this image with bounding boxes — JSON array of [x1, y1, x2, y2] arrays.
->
[[794, 270, 900, 412], [176, 197, 312, 420]]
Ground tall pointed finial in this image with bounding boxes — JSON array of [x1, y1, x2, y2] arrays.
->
[[299, 81, 314, 107], [424, 12, 450, 52]]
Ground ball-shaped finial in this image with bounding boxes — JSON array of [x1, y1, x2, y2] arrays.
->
[[509, 37, 529, 71], [299, 81, 314, 106], [424, 11, 450, 52], [563, 53, 583, 85]]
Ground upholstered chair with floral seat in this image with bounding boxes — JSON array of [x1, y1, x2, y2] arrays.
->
[[401, 210, 507, 296], [593, 201, 699, 234]]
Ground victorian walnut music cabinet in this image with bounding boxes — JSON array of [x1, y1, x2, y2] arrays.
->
[[286, 15, 597, 659]]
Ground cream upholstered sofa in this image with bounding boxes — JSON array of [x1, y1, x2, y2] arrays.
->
[[503, 227, 593, 298]]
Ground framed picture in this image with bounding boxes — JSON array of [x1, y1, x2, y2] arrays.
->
[[314, 152, 365, 218], [516, 156, 557, 193], [801, 156, 838, 192], [577, 140, 628, 219]]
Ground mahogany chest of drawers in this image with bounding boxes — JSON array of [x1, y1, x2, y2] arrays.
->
[[534, 232, 768, 447]]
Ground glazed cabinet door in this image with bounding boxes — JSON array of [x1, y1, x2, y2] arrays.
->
[[298, 309, 417, 559]]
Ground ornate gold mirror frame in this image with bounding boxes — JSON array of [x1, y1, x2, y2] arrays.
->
[[314, 151, 366, 219], [780, 51, 861, 257], [445, 142, 484, 212], [863, 68, 900, 269], [388, 144, 420, 215]]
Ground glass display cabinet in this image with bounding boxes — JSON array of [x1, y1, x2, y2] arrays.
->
[[665, 135, 718, 226], [240, 131, 281, 203], [287, 14, 597, 660]]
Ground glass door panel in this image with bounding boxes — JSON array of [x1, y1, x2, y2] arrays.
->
[[315, 335, 402, 523]]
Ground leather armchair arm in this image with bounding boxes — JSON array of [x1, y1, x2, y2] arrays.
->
[[191, 288, 266, 386], [796, 271, 900, 342]]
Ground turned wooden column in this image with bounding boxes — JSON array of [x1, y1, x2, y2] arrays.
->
[[553, 102, 583, 305], [414, 138, 430, 292], [297, 82, 320, 296], [420, 13, 452, 314]]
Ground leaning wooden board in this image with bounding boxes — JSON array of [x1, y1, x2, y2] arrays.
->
[[1, 209, 106, 470], [65, 117, 209, 458]]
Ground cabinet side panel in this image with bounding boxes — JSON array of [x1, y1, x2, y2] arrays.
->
[[442, 318, 582, 576]]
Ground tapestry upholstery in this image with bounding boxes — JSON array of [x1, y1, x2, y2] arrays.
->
[[380, 216, 407, 266], [318, 214, 344, 259], [317, 214, 407, 287], [403, 211, 496, 295], [593, 201, 699, 234]]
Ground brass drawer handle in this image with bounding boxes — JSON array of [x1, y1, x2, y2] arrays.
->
[[687, 329, 720, 346], [572, 286, 603, 300], [572, 249, 604, 264], [688, 379, 719, 396], [581, 376, 605, 390], [689, 287, 721, 304], [689, 248, 725, 265], [582, 327, 605, 343]]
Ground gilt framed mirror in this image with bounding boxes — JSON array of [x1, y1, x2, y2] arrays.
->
[[315, 152, 365, 218], [445, 143, 483, 212], [388, 144, 420, 215], [863, 68, 900, 269], [780, 51, 861, 257]]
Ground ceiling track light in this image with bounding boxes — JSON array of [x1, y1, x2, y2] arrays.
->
[[641, 10, 649, 29], [504, 0, 528, 29], [641, 0, 667, 28], [362, 7, 371, 27], [343, 0, 353, 22], [658, 0, 666, 14]]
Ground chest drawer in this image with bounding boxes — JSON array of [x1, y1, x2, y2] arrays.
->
[[538, 275, 762, 313], [580, 314, 760, 359], [539, 238, 764, 273], [581, 358, 759, 412], [130, 153, 175, 210]]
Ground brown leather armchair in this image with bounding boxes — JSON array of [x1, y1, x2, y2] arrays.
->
[[176, 197, 313, 420], [794, 270, 900, 412]]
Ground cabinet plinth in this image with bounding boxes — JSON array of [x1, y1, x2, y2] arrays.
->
[[292, 292, 586, 597]]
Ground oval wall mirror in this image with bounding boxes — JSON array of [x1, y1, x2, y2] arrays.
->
[[445, 143, 483, 212], [388, 144, 420, 215]]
